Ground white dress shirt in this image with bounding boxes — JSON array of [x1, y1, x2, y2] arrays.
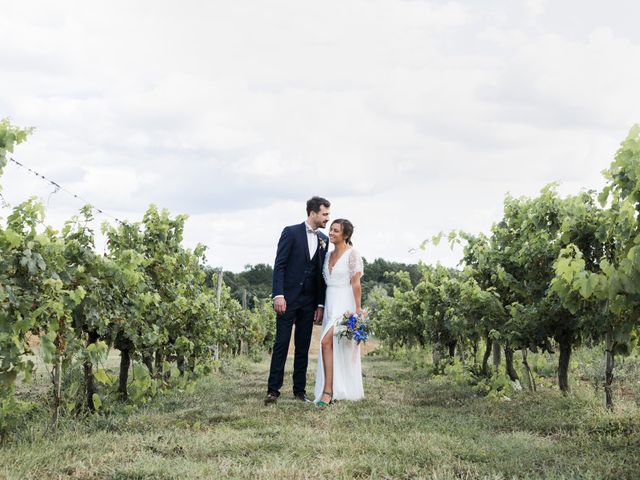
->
[[305, 221, 318, 259]]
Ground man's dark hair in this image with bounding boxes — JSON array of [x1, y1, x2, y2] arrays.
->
[[306, 196, 331, 216]]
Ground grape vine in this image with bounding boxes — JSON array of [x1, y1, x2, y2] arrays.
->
[[0, 119, 275, 440], [371, 125, 640, 409]]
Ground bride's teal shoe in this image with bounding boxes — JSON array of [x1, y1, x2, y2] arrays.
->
[[314, 391, 333, 407]]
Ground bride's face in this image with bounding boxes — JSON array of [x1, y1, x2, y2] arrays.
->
[[328, 223, 345, 244]]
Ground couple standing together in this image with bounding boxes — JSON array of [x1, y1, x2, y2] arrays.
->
[[265, 196, 365, 406]]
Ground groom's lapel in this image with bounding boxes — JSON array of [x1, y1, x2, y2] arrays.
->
[[299, 222, 311, 262], [315, 233, 326, 265]]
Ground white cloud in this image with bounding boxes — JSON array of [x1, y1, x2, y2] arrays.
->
[[1, 0, 640, 271], [524, 0, 547, 18]]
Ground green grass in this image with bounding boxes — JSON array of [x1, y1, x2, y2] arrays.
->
[[2, 353, 640, 479]]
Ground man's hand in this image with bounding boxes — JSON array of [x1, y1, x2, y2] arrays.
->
[[314, 307, 324, 324], [273, 297, 287, 315]]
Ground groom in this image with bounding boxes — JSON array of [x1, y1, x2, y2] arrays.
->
[[265, 196, 330, 404]]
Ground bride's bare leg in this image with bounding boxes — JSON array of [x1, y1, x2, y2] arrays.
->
[[320, 326, 334, 402]]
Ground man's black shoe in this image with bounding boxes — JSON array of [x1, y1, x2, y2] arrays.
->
[[264, 392, 279, 405], [294, 393, 313, 403]]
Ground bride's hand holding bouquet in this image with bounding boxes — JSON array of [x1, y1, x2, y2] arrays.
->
[[337, 309, 370, 345]]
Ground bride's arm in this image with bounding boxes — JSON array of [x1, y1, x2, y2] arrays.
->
[[351, 272, 363, 314], [349, 249, 364, 314]]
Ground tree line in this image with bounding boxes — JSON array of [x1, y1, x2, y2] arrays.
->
[[223, 258, 421, 310]]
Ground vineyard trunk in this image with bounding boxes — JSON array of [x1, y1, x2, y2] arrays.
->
[[52, 355, 62, 430], [155, 350, 165, 378], [448, 341, 456, 360], [521, 348, 536, 391], [52, 322, 66, 430], [83, 331, 99, 412], [472, 339, 478, 365], [492, 341, 501, 369], [119, 348, 131, 399], [432, 342, 444, 366], [177, 355, 185, 376], [604, 331, 615, 410], [482, 336, 492, 376], [558, 338, 571, 393], [458, 342, 466, 363], [504, 346, 519, 382], [143, 353, 154, 375]]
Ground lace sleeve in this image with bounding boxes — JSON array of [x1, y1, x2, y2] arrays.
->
[[348, 248, 364, 279]]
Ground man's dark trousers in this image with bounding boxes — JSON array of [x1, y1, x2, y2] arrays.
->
[[267, 294, 315, 396]]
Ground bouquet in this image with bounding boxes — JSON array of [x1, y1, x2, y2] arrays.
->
[[337, 310, 369, 344]]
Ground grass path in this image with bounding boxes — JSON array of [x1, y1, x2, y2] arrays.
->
[[3, 350, 640, 479]]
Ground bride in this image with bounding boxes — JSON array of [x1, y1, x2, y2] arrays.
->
[[314, 218, 364, 406]]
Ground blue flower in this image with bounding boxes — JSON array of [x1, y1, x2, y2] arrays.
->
[[339, 310, 369, 344]]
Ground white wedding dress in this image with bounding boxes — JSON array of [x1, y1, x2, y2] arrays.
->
[[314, 247, 364, 402]]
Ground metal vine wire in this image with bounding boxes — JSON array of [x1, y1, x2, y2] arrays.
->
[[7, 156, 123, 225]]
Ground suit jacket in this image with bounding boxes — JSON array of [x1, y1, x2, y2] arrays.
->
[[272, 222, 328, 309]]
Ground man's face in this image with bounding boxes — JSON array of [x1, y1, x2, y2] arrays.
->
[[309, 205, 330, 230]]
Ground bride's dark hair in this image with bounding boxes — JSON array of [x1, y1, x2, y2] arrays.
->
[[332, 219, 354, 246]]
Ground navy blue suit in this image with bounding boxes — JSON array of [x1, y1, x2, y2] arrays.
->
[[267, 222, 328, 396]]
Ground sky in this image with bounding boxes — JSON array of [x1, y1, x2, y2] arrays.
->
[[1, 1, 640, 272]]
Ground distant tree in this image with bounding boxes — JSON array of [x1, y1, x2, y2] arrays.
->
[[214, 259, 421, 311], [211, 264, 273, 309], [239, 263, 272, 301], [362, 257, 421, 301]]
